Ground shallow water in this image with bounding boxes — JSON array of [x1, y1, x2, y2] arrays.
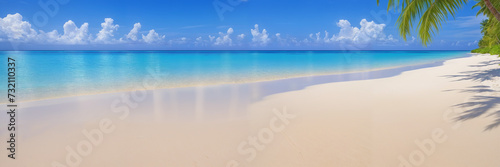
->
[[0, 50, 469, 102]]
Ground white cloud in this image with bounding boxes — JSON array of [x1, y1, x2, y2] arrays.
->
[[0, 13, 170, 45], [214, 27, 233, 46], [331, 19, 386, 44], [0, 14, 92, 44], [335, 20, 356, 41], [142, 29, 165, 43], [0, 13, 434, 49], [194, 36, 211, 47], [95, 18, 119, 43], [251, 24, 270, 46], [237, 33, 245, 40], [337, 19, 385, 43], [301, 19, 392, 47], [468, 40, 478, 46], [0, 13, 37, 42], [58, 20, 89, 44], [125, 23, 141, 41], [315, 32, 321, 42], [195, 36, 203, 45], [195, 36, 203, 44], [169, 37, 188, 45], [37, 20, 91, 45], [323, 31, 332, 43], [275, 33, 291, 46], [355, 19, 385, 43], [39, 30, 59, 43], [208, 35, 215, 42], [387, 35, 398, 43]]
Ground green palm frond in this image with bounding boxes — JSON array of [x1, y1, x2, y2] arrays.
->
[[477, 17, 500, 48], [418, 0, 467, 46], [473, 0, 500, 17], [378, 0, 467, 46]]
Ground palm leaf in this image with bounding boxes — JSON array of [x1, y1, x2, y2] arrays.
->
[[473, 0, 500, 18], [378, 0, 467, 46]]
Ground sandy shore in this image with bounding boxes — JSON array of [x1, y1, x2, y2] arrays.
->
[[2, 54, 500, 167]]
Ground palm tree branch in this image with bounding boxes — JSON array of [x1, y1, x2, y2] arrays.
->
[[384, 0, 466, 46], [418, 0, 466, 46]]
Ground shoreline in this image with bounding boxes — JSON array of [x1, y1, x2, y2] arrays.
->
[[2, 53, 499, 167], [10, 54, 471, 104]]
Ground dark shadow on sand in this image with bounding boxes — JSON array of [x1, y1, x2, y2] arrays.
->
[[443, 59, 500, 131], [454, 94, 500, 131], [442, 85, 498, 93], [443, 68, 500, 131], [468, 59, 500, 67], [443, 68, 500, 82]]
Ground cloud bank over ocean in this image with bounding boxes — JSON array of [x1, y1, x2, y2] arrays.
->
[[0, 13, 408, 49]]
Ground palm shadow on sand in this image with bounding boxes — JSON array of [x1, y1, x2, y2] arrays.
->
[[468, 59, 500, 67], [443, 68, 500, 82], [442, 64, 500, 131], [454, 94, 500, 131]]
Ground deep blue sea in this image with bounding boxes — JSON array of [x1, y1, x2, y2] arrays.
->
[[0, 50, 469, 102]]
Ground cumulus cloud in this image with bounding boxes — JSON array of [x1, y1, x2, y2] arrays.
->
[[194, 37, 203, 45], [58, 20, 90, 44], [125, 23, 141, 41], [323, 31, 332, 43], [0, 13, 414, 48], [237, 33, 245, 40], [309, 31, 333, 43], [250, 24, 270, 46], [227, 27, 234, 34], [315, 32, 321, 42], [0, 13, 37, 42], [208, 35, 215, 42], [194, 36, 205, 46], [169, 37, 188, 45], [298, 19, 400, 48], [468, 40, 478, 46], [142, 29, 165, 43], [387, 35, 398, 42], [275, 33, 290, 46], [95, 18, 119, 43], [120, 23, 167, 44], [332, 19, 385, 44], [410, 36, 416, 43], [0, 13, 167, 46], [38, 30, 59, 43], [335, 20, 355, 41], [214, 27, 233, 46], [0, 13, 92, 44]]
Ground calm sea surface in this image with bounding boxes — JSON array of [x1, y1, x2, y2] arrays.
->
[[0, 50, 469, 102]]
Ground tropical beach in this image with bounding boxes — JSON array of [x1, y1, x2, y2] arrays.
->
[[2, 0, 500, 166], [1, 53, 499, 167]]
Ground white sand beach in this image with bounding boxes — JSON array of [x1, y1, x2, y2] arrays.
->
[[2, 54, 500, 167]]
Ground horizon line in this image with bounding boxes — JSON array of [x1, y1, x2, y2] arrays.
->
[[0, 49, 472, 52]]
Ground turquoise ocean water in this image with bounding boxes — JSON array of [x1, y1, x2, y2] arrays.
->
[[0, 50, 469, 102]]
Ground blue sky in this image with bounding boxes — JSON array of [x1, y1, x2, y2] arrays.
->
[[0, 0, 487, 50]]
